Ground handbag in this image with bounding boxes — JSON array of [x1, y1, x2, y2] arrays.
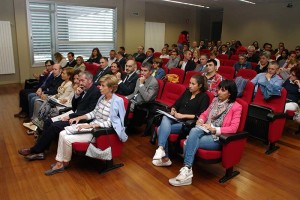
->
[[85, 128, 113, 160], [163, 74, 179, 83]]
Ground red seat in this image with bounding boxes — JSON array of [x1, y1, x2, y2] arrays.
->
[[156, 79, 165, 101], [182, 71, 202, 87], [230, 55, 239, 61], [251, 62, 257, 69], [136, 62, 142, 71], [153, 52, 162, 58], [223, 60, 236, 67], [161, 65, 169, 75], [236, 69, 257, 80], [218, 66, 235, 80], [245, 87, 287, 154], [168, 68, 185, 84], [239, 81, 254, 104], [200, 49, 211, 56], [84, 62, 100, 75], [72, 95, 129, 173], [162, 58, 169, 67], [217, 54, 229, 60], [156, 82, 186, 107], [180, 98, 248, 183]]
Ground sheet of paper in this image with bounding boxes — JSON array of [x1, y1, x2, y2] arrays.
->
[[51, 110, 74, 122]]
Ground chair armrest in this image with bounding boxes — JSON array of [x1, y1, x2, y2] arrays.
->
[[92, 127, 115, 137], [183, 120, 196, 128], [58, 107, 72, 115], [267, 112, 286, 121], [219, 131, 248, 144]]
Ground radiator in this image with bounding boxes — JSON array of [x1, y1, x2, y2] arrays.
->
[[0, 21, 15, 74]]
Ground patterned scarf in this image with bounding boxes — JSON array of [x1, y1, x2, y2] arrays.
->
[[206, 98, 233, 127]]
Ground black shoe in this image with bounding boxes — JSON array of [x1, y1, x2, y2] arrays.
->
[[25, 153, 45, 161]]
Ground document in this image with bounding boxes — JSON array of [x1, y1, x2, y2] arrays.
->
[[156, 109, 182, 122], [195, 125, 210, 133], [51, 110, 74, 122], [64, 123, 93, 135], [48, 96, 67, 107]]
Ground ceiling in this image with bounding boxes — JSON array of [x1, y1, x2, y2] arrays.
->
[[145, 0, 293, 10]]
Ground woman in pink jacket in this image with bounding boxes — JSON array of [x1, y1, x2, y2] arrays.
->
[[169, 80, 242, 186]]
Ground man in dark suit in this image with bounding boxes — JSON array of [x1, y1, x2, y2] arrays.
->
[[18, 71, 101, 160], [142, 48, 154, 65], [93, 57, 112, 85], [64, 52, 76, 68], [133, 45, 146, 63], [116, 51, 126, 71], [116, 59, 139, 96], [178, 50, 196, 72]]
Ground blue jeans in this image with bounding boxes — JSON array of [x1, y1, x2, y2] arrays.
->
[[28, 93, 40, 118], [157, 116, 183, 157], [184, 127, 221, 166]]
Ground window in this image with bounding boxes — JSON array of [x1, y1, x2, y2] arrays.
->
[[28, 1, 116, 65]]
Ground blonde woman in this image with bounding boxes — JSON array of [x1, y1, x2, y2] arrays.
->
[[74, 56, 86, 71], [54, 52, 67, 68]]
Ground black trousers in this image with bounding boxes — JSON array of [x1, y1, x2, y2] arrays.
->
[[30, 119, 69, 153], [19, 88, 35, 114]]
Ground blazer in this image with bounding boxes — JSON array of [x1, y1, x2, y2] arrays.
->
[[199, 99, 242, 135], [89, 94, 128, 142], [117, 58, 126, 71], [133, 53, 146, 63], [152, 67, 165, 80], [178, 60, 196, 72], [143, 56, 154, 64], [70, 84, 101, 119], [41, 74, 64, 95], [93, 66, 112, 84], [127, 75, 158, 104], [64, 59, 76, 68], [117, 72, 139, 96]]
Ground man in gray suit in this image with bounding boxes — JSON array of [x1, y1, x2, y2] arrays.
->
[[127, 62, 158, 111]]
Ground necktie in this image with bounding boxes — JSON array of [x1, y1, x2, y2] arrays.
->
[[124, 75, 129, 83]]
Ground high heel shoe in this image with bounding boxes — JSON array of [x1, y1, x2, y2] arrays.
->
[[149, 130, 157, 145]]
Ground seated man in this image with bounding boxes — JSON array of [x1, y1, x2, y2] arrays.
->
[[133, 45, 146, 63], [93, 57, 112, 85], [116, 59, 139, 96], [203, 59, 223, 96], [194, 54, 208, 72], [64, 52, 76, 68], [18, 71, 101, 160], [178, 50, 195, 72], [108, 50, 117, 66], [246, 45, 259, 63], [233, 54, 252, 74], [251, 61, 283, 99], [255, 51, 271, 74], [142, 48, 155, 65], [165, 50, 180, 69]]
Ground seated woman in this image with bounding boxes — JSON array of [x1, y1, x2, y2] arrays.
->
[[169, 80, 242, 186], [152, 75, 209, 166], [23, 67, 77, 133], [283, 66, 300, 112], [111, 61, 124, 77], [74, 56, 86, 71], [86, 48, 102, 64], [192, 49, 201, 65], [255, 51, 270, 74], [152, 58, 165, 80], [44, 74, 127, 175], [54, 52, 67, 68], [160, 47, 170, 59]]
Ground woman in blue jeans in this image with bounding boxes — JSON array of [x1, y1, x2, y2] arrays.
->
[[169, 80, 242, 187], [152, 74, 209, 167]]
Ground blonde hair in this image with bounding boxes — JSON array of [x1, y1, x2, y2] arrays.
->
[[99, 74, 118, 93]]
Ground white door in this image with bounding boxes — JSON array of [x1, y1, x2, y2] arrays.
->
[[145, 22, 165, 53]]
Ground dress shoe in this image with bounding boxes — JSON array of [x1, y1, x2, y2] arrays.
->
[[18, 148, 31, 156], [14, 112, 27, 118], [23, 118, 31, 123], [45, 166, 65, 176], [25, 153, 45, 161]]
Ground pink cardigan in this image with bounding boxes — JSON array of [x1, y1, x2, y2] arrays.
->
[[199, 100, 242, 135]]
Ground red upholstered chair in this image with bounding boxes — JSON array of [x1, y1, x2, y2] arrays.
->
[[156, 82, 186, 107], [238, 81, 254, 104], [161, 65, 169, 75], [153, 52, 162, 58], [183, 71, 202, 87], [136, 62, 142, 71], [84, 62, 100, 75], [223, 59, 236, 67], [200, 49, 211, 56], [251, 62, 257, 70], [230, 55, 239, 61], [169, 68, 185, 84], [72, 95, 129, 173], [217, 54, 229, 60], [245, 87, 287, 154], [180, 98, 249, 183], [162, 58, 170, 67], [218, 66, 235, 80], [236, 69, 257, 80], [156, 79, 165, 101]]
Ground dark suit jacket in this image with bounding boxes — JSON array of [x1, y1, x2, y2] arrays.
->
[[117, 58, 126, 71], [41, 74, 63, 95], [117, 72, 139, 96], [178, 60, 196, 72], [64, 59, 76, 68], [70, 84, 101, 119], [93, 66, 112, 84], [143, 56, 154, 64], [133, 53, 146, 63]]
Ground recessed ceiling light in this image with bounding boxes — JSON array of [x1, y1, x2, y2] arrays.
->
[[162, 0, 210, 8], [239, 0, 256, 5]]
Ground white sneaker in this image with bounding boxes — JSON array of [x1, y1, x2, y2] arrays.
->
[[152, 159, 172, 167], [28, 124, 37, 131], [169, 166, 193, 186], [153, 148, 165, 160], [23, 122, 33, 129]]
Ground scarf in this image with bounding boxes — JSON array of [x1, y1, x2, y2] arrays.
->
[[206, 98, 233, 127]]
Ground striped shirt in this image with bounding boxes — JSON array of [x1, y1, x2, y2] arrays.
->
[[85, 98, 112, 128]]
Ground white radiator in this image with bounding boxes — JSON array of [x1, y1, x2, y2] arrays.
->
[[0, 21, 15, 74]]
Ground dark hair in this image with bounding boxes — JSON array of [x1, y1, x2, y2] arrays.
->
[[181, 31, 189, 35], [148, 48, 155, 53], [218, 80, 237, 103], [172, 50, 178, 55], [263, 43, 272, 48], [164, 43, 169, 48], [141, 62, 153, 72], [68, 52, 74, 57], [191, 74, 207, 92], [101, 57, 108, 62], [117, 51, 125, 57], [90, 48, 102, 58], [235, 41, 242, 48], [289, 51, 296, 56], [45, 60, 54, 65], [111, 61, 123, 73], [119, 46, 125, 51], [290, 66, 300, 80], [207, 59, 217, 66], [153, 58, 162, 68]]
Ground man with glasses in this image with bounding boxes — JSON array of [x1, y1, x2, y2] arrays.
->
[[165, 50, 180, 69], [93, 57, 112, 85], [251, 61, 283, 98], [116, 59, 139, 96]]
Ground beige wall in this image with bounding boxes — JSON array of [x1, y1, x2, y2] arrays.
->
[[222, 2, 300, 50]]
